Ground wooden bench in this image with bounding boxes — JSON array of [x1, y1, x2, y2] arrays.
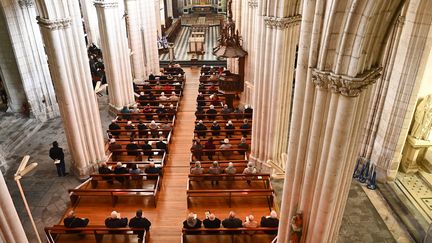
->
[[189, 161, 249, 170], [45, 225, 149, 243], [89, 173, 161, 188], [182, 227, 277, 243], [69, 176, 160, 207]]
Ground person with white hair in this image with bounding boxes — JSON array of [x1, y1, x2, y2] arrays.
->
[[208, 161, 222, 185], [222, 211, 242, 228], [170, 91, 179, 101], [243, 214, 258, 228], [159, 92, 168, 101], [149, 120, 159, 138], [108, 139, 121, 161], [183, 212, 202, 229], [203, 213, 221, 228], [244, 104, 253, 118], [206, 104, 217, 120], [114, 162, 129, 183], [190, 161, 204, 175], [238, 136, 249, 155], [225, 120, 235, 138], [224, 162, 236, 175], [211, 121, 221, 136], [145, 162, 160, 174], [221, 104, 232, 118], [138, 92, 147, 106], [98, 162, 114, 184], [132, 103, 140, 113], [195, 120, 207, 138], [260, 210, 279, 231], [64, 210, 89, 228], [156, 104, 167, 120], [220, 138, 233, 157], [105, 211, 128, 228], [243, 162, 257, 185]]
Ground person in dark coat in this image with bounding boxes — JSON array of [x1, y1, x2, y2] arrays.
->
[[206, 105, 217, 120], [195, 106, 206, 120], [149, 73, 155, 80], [145, 162, 160, 175], [126, 140, 139, 156], [196, 92, 206, 106], [191, 139, 203, 161], [211, 121, 221, 136], [156, 137, 167, 155], [114, 162, 129, 183], [225, 120, 235, 138], [204, 137, 216, 160], [203, 213, 221, 228], [109, 120, 121, 137], [240, 119, 251, 136], [195, 120, 207, 138], [137, 120, 148, 138], [142, 141, 153, 160], [108, 138, 121, 161], [105, 211, 128, 228], [129, 209, 151, 241], [98, 162, 114, 184], [183, 213, 202, 229], [260, 210, 279, 227], [222, 211, 242, 228], [64, 211, 89, 228], [49, 141, 67, 177]]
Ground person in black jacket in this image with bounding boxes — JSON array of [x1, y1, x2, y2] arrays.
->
[[211, 121, 221, 136], [105, 211, 128, 228], [206, 105, 217, 120], [203, 213, 221, 228], [195, 120, 207, 138], [145, 162, 160, 175], [222, 211, 242, 228], [126, 140, 139, 156], [129, 209, 151, 241], [240, 119, 251, 137], [64, 211, 89, 228], [49, 141, 67, 177], [109, 120, 121, 137], [260, 210, 279, 227], [114, 162, 129, 183], [98, 162, 113, 184], [156, 137, 167, 155], [183, 212, 202, 229]]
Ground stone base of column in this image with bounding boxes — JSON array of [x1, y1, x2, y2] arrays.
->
[[401, 136, 432, 173], [70, 158, 106, 179]]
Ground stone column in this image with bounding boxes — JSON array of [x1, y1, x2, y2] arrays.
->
[[276, 0, 402, 242], [35, 0, 106, 177], [249, 1, 301, 170], [0, 172, 28, 243], [125, 0, 160, 80], [0, 0, 59, 121], [362, 0, 432, 181], [79, 0, 101, 47], [94, 0, 134, 109]]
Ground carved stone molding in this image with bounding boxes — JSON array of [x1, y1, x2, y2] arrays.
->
[[397, 15, 405, 26], [248, 0, 258, 8], [264, 15, 301, 29], [37, 17, 72, 30], [94, 0, 119, 8], [311, 67, 383, 97], [18, 0, 34, 8]]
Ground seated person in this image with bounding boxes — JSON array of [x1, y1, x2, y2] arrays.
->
[[105, 211, 128, 228], [225, 121, 235, 138], [64, 211, 89, 228], [142, 141, 154, 160], [129, 209, 151, 241], [149, 120, 159, 138], [137, 120, 148, 138], [114, 162, 129, 183], [183, 212, 202, 229], [156, 137, 167, 155], [161, 122, 172, 137], [240, 119, 251, 136], [156, 104, 166, 120], [243, 215, 258, 228], [221, 104, 231, 118], [126, 140, 139, 156], [195, 120, 207, 138], [149, 73, 155, 80], [208, 161, 222, 185], [108, 138, 121, 160], [130, 164, 142, 174], [159, 92, 168, 101], [99, 162, 113, 184], [145, 162, 160, 175], [191, 139, 203, 161], [243, 162, 257, 185], [224, 162, 236, 175], [125, 121, 136, 137], [204, 137, 216, 160], [166, 104, 176, 115], [206, 105, 217, 120], [260, 210, 279, 227], [209, 94, 220, 106], [211, 121, 221, 136], [220, 138, 233, 157], [196, 92, 206, 106], [244, 105, 253, 118], [143, 104, 153, 120], [203, 213, 221, 229], [195, 106, 205, 120], [170, 91, 179, 101], [109, 120, 121, 137], [131, 104, 140, 113], [120, 106, 131, 120], [222, 211, 242, 228], [238, 136, 249, 155], [138, 92, 147, 106], [190, 161, 204, 175]]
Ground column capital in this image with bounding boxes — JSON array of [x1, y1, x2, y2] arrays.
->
[[311, 67, 382, 97], [18, 0, 34, 8], [94, 0, 119, 8], [248, 0, 258, 8], [264, 15, 302, 29], [37, 16, 72, 30]]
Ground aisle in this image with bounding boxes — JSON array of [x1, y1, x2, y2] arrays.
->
[[148, 67, 199, 242]]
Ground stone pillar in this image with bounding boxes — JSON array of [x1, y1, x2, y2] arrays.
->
[[125, 0, 160, 80], [0, 0, 59, 121], [276, 1, 402, 242], [0, 171, 29, 243], [94, 0, 135, 109], [249, 1, 301, 169], [358, 0, 432, 182], [79, 0, 101, 47], [35, 0, 106, 177]]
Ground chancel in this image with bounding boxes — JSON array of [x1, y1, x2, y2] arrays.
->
[[1, 0, 432, 243]]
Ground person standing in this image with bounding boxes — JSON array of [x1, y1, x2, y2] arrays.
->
[[49, 141, 67, 177]]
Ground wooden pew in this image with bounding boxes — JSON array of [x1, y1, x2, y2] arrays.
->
[[189, 160, 249, 171], [45, 225, 149, 243], [190, 148, 248, 161], [182, 227, 278, 243], [186, 175, 274, 209], [68, 176, 160, 207], [89, 173, 161, 188]]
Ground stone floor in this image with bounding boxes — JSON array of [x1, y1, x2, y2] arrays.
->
[[0, 93, 406, 243]]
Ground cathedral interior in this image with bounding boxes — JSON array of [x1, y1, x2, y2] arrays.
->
[[1, 0, 432, 242]]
